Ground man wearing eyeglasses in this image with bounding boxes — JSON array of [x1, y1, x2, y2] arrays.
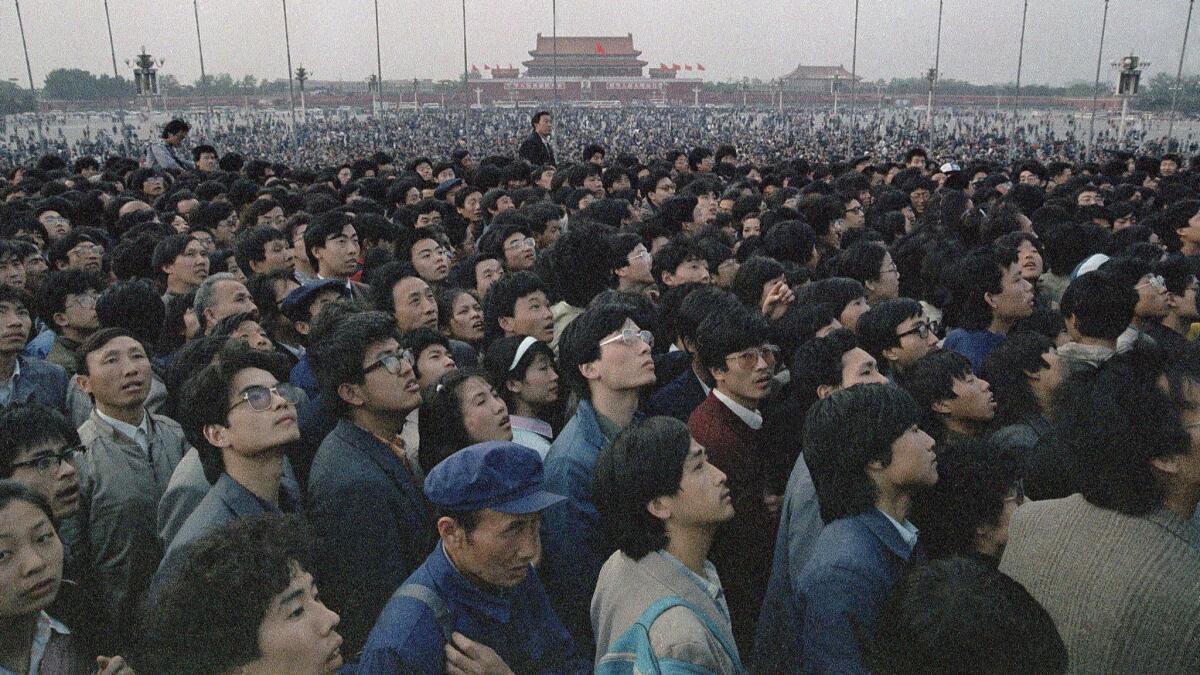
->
[[858, 298, 941, 380], [686, 307, 781, 654], [38, 269, 104, 376], [74, 327, 187, 652], [308, 311, 436, 657], [541, 305, 657, 650], [151, 343, 302, 598]]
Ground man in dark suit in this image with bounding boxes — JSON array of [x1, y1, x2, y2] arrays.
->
[[687, 307, 780, 654], [518, 110, 556, 167], [307, 310, 436, 657]]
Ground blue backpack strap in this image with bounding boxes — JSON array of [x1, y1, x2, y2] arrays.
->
[[603, 595, 744, 674], [391, 583, 454, 643]]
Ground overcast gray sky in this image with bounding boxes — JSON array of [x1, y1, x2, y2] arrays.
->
[[0, 1, 1193, 88]]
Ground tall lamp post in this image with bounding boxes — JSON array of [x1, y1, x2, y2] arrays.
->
[[1088, 0, 1111, 157], [296, 66, 309, 119], [13, 0, 44, 151], [552, 0, 559, 112], [374, 0, 384, 115], [927, 0, 943, 148], [1013, 0, 1029, 137], [125, 48, 164, 113], [1113, 55, 1147, 147], [281, 0, 298, 140], [1167, 0, 1196, 149], [193, 0, 213, 118], [848, 0, 859, 156], [102, 0, 129, 155]]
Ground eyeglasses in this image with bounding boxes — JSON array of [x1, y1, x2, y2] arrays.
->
[[1136, 275, 1166, 291], [70, 243, 103, 256], [599, 328, 654, 349], [627, 250, 652, 263], [67, 293, 98, 309], [844, 206, 864, 215], [42, 216, 69, 226], [9, 445, 83, 474], [505, 237, 536, 251], [1004, 479, 1026, 504], [725, 345, 779, 370], [897, 321, 933, 340], [880, 264, 899, 276], [228, 383, 302, 413], [364, 349, 415, 376]]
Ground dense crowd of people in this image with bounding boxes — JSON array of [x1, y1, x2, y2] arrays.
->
[[0, 108, 1198, 674]]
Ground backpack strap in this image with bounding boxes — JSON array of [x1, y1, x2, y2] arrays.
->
[[632, 596, 745, 673], [392, 583, 454, 643]]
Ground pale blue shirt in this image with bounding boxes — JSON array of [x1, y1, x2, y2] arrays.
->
[[878, 508, 920, 551]]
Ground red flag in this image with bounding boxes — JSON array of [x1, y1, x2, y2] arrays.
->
[[672, 63, 681, 70], [684, 64, 693, 71], [697, 63, 705, 71], [659, 62, 668, 70], [471, 64, 479, 72], [483, 64, 490, 70], [595, 41, 606, 55]]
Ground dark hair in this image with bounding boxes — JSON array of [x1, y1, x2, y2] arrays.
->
[[136, 514, 315, 675], [790, 328, 861, 404], [795, 277, 867, 315], [857, 298, 924, 366], [366, 261, 422, 315], [558, 303, 638, 400], [95, 279, 168, 350], [592, 416, 691, 560], [310, 311, 400, 419], [1059, 272, 1136, 341], [730, 256, 784, 309], [417, 369, 490, 475], [695, 306, 770, 376], [531, 110, 550, 127], [75, 326, 143, 377], [540, 221, 615, 308], [233, 226, 288, 277], [482, 335, 555, 409], [0, 403, 80, 478], [945, 249, 1005, 330], [161, 118, 190, 139], [835, 241, 890, 287], [666, 284, 741, 351], [302, 211, 355, 267], [36, 269, 104, 334], [909, 439, 1023, 559], [178, 341, 292, 483], [804, 383, 921, 522], [481, 270, 547, 346], [651, 237, 706, 286], [897, 350, 974, 438], [151, 233, 198, 279], [401, 327, 453, 382], [981, 332, 1056, 427], [866, 557, 1068, 675]]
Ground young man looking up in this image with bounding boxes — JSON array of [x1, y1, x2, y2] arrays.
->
[[37, 269, 104, 376], [153, 234, 209, 304], [234, 225, 295, 278], [307, 311, 435, 656], [74, 327, 187, 651], [591, 416, 741, 671], [482, 270, 555, 346], [541, 304, 657, 650], [0, 284, 68, 416], [154, 343, 302, 592], [609, 233, 656, 296], [303, 211, 363, 297], [687, 307, 780, 653], [899, 350, 996, 446], [857, 298, 940, 379], [943, 248, 1035, 374]]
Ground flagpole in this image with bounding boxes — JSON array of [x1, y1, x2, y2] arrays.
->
[[848, 0, 859, 157], [1088, 0, 1110, 158]]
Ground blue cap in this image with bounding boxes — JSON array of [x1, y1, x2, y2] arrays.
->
[[279, 279, 350, 322], [424, 441, 565, 514], [433, 178, 464, 200]]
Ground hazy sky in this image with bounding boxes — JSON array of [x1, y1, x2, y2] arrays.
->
[[0, 1, 1193, 88]]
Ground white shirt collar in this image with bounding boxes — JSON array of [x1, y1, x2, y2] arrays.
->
[[95, 408, 149, 449], [713, 389, 763, 430], [878, 508, 920, 550]]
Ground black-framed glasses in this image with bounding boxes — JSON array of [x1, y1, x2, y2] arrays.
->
[[364, 350, 415, 376], [725, 345, 779, 370], [9, 445, 83, 474], [229, 383, 302, 413], [897, 322, 933, 340]]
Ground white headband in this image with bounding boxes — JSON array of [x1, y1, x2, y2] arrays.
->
[[509, 336, 539, 372]]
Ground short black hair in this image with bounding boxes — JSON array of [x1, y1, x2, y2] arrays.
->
[[898, 350, 976, 438], [161, 118, 190, 139], [233, 225, 288, 277], [835, 241, 890, 286], [302, 211, 355, 267], [136, 514, 316, 675], [481, 270, 547, 346], [366, 260, 423, 315], [593, 416, 691, 560], [401, 327, 453, 382], [790, 328, 861, 404], [651, 237, 706, 286], [804, 383, 921, 522], [980, 332, 1056, 427], [730, 256, 784, 309], [1059, 271, 1136, 341], [857, 298, 924, 366], [531, 110, 550, 127], [0, 403, 79, 478], [866, 557, 1068, 675], [310, 310, 400, 419], [36, 269, 104, 334], [178, 341, 292, 483], [95, 279, 167, 351], [909, 439, 1023, 559], [75, 326, 143, 377], [558, 303, 639, 400], [151, 233, 199, 278], [695, 306, 770, 376], [945, 249, 1006, 330]]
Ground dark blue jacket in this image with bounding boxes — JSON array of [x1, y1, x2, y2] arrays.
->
[[943, 328, 1006, 374], [6, 355, 68, 416], [358, 543, 588, 674], [643, 367, 707, 423], [789, 509, 923, 674], [289, 354, 319, 399], [308, 418, 437, 658], [539, 399, 615, 650]]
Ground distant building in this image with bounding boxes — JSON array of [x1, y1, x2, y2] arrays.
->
[[782, 65, 859, 93], [523, 33, 648, 78]]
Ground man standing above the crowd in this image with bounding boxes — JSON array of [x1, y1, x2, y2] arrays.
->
[[541, 305, 657, 650], [518, 111, 556, 167], [144, 118, 195, 172], [943, 248, 1034, 374], [359, 441, 587, 674], [687, 307, 779, 653], [308, 311, 435, 657], [75, 327, 187, 651], [591, 417, 742, 672]]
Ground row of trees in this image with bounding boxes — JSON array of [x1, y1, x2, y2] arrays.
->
[[21, 67, 1200, 114]]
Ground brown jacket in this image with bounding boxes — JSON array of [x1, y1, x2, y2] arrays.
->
[[999, 494, 1200, 674]]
